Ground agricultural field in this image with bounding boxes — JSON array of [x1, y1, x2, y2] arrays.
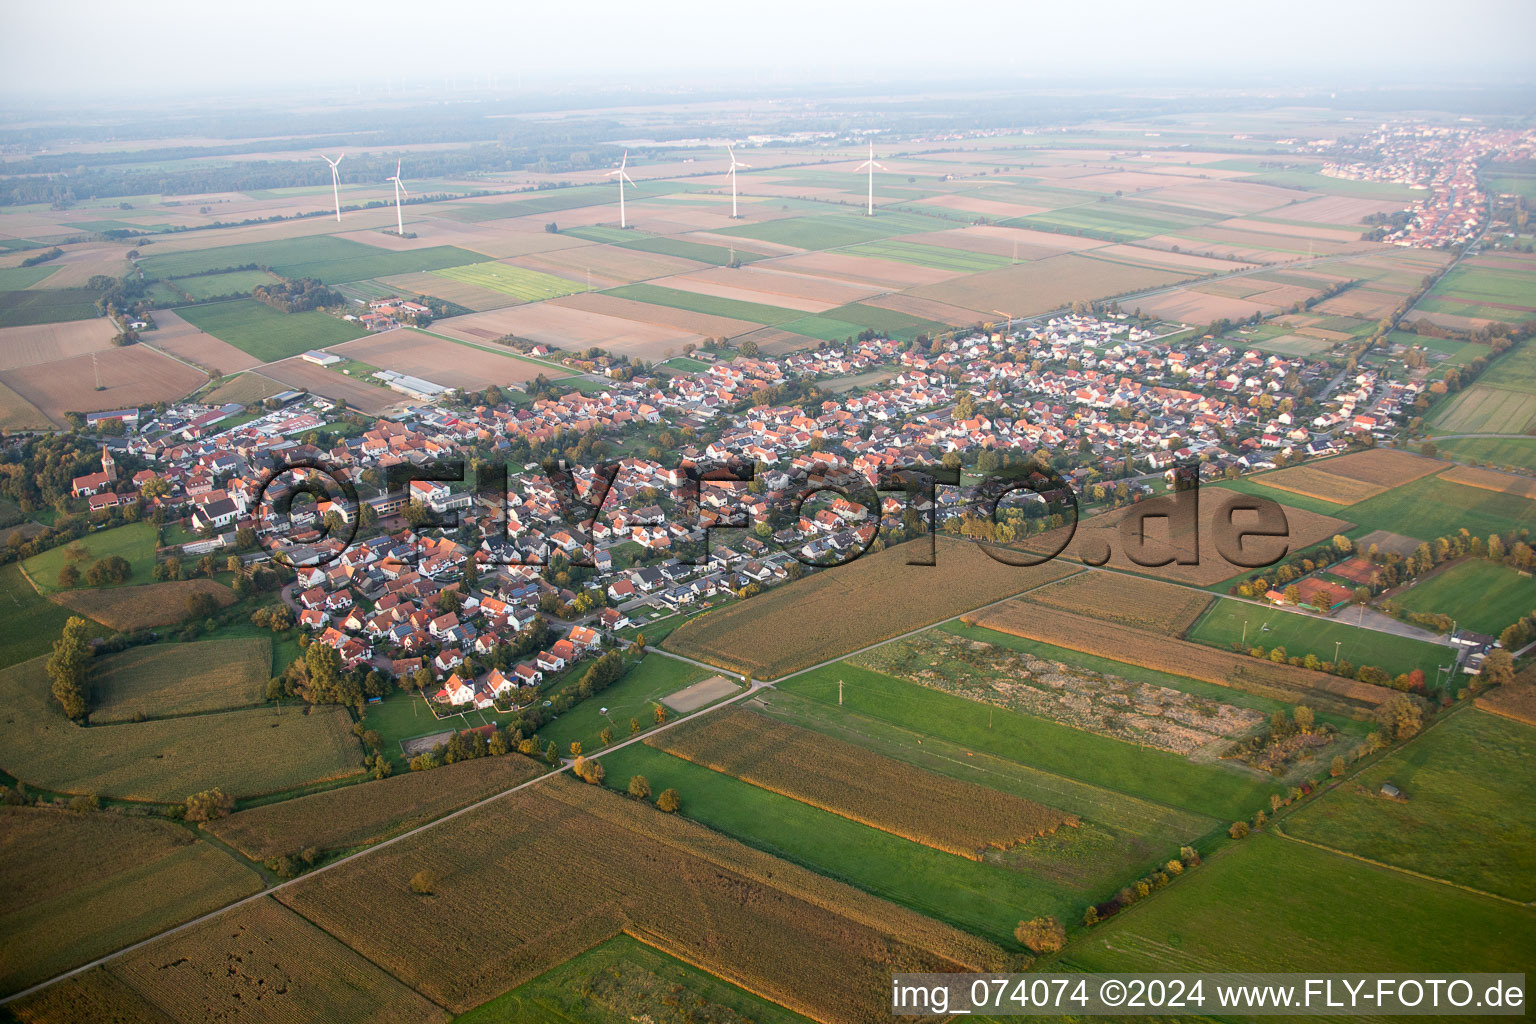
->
[[207, 752, 546, 861], [21, 521, 158, 594], [717, 211, 942, 250], [1021, 570, 1212, 635], [774, 659, 1273, 822], [780, 302, 947, 342], [1247, 448, 1449, 505], [1393, 558, 1536, 636], [0, 654, 364, 802], [1438, 462, 1536, 500], [1413, 258, 1536, 321], [973, 600, 1394, 719], [605, 282, 804, 326], [1064, 834, 1536, 973], [1285, 709, 1536, 901], [169, 268, 281, 299], [0, 287, 103, 328], [1429, 384, 1536, 434], [201, 370, 286, 405], [432, 261, 582, 302], [142, 307, 260, 373], [653, 706, 1071, 858], [457, 934, 814, 1024], [535, 653, 719, 755], [1187, 597, 1454, 681], [1434, 435, 1536, 473], [173, 298, 368, 363], [334, 330, 550, 388], [905, 252, 1193, 318], [88, 637, 271, 723], [0, 318, 115, 373], [140, 235, 481, 284], [275, 777, 1004, 1020], [0, 342, 207, 424], [841, 238, 1013, 272], [0, 564, 107, 669], [0, 379, 50, 430], [664, 539, 1080, 680], [1341, 472, 1536, 541], [0, 807, 262, 997], [50, 578, 238, 631]]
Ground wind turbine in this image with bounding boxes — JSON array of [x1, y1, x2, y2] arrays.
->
[[386, 159, 408, 236], [855, 140, 886, 216], [726, 144, 751, 218], [321, 153, 344, 222], [606, 151, 637, 229]]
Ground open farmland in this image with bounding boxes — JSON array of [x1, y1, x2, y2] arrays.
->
[[1020, 570, 1212, 634], [1393, 558, 1536, 636], [1337, 473, 1536, 540], [0, 379, 49, 430], [139, 235, 481, 284], [972, 600, 1394, 718], [664, 539, 1080, 680], [142, 307, 260, 373], [0, 807, 262, 997], [1436, 463, 1536, 500], [550, 291, 762, 339], [0, 564, 108, 669], [717, 211, 943, 250], [458, 934, 814, 1024], [1414, 257, 1536, 321], [1430, 384, 1536, 433], [431, 302, 699, 361], [207, 753, 546, 861], [1434, 436, 1536, 473], [0, 318, 115, 372], [102, 899, 449, 1024], [334, 330, 550, 388], [275, 777, 1004, 1020], [261, 355, 407, 414], [1249, 448, 1450, 505], [89, 638, 271, 723], [170, 268, 281, 299], [1187, 597, 1453, 681], [605, 282, 804, 326], [0, 288, 103, 328], [432, 261, 582, 302], [51, 579, 237, 631], [1064, 834, 1536, 974], [173, 298, 368, 362], [0, 343, 206, 424], [202, 370, 286, 405], [0, 655, 363, 802], [1022, 488, 1354, 587], [1286, 709, 1536, 901], [906, 252, 1194, 317], [652, 706, 1072, 859]]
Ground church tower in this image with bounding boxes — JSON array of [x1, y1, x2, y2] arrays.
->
[[101, 445, 116, 483]]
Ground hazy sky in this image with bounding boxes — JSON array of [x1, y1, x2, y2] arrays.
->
[[4, 0, 1533, 101]]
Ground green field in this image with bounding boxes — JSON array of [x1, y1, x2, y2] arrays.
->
[[0, 563, 108, 669], [843, 238, 1012, 272], [1015, 200, 1214, 242], [1433, 435, 1536, 472], [0, 807, 262, 996], [604, 282, 803, 325], [0, 264, 59, 290], [776, 661, 1278, 821], [1239, 169, 1422, 200], [89, 637, 272, 723], [562, 227, 763, 266], [780, 303, 949, 343], [1286, 709, 1536, 901], [1388, 329, 1490, 366], [1187, 597, 1454, 681], [455, 933, 813, 1024], [170, 268, 280, 300], [1429, 384, 1536, 434], [602, 742, 1096, 944], [0, 654, 364, 802], [432, 262, 582, 302], [1064, 833, 1536, 973], [0, 287, 102, 327], [537, 654, 717, 755], [22, 521, 159, 594], [174, 298, 367, 362], [717, 211, 943, 250], [441, 183, 671, 223], [1417, 262, 1536, 321], [1335, 473, 1536, 540], [1393, 558, 1536, 636], [140, 236, 481, 284]]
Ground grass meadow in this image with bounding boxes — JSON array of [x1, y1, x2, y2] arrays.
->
[[173, 298, 368, 362], [22, 520, 159, 594], [1393, 559, 1536, 636]]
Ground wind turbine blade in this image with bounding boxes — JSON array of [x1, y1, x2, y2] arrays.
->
[[396, 158, 402, 176], [335, 153, 343, 166]]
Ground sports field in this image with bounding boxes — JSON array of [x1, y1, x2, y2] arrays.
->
[[1285, 709, 1536, 901], [1187, 597, 1452, 680], [174, 298, 368, 362], [432, 261, 582, 302], [1393, 559, 1536, 636]]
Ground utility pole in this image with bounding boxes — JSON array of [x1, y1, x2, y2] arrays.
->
[[838, 679, 843, 705]]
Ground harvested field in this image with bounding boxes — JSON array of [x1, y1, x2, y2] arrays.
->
[[1353, 529, 1423, 558], [549, 291, 761, 339], [1437, 464, 1536, 501], [262, 356, 407, 415], [0, 318, 115, 372], [0, 654, 364, 802], [1094, 244, 1256, 274], [432, 261, 582, 303], [768, 251, 954, 290], [515, 243, 708, 286], [971, 601, 1394, 716], [0, 807, 262, 997], [1023, 488, 1354, 587], [0, 379, 49, 430], [431, 303, 699, 362], [652, 707, 1071, 859], [660, 674, 739, 713], [1476, 673, 1536, 727], [207, 753, 546, 861], [903, 225, 1102, 259], [1022, 570, 1212, 634], [333, 330, 548, 388], [52, 579, 237, 630], [0, 344, 206, 425], [108, 899, 448, 1024], [664, 538, 1079, 680], [90, 638, 271, 723], [739, 327, 825, 356], [906, 253, 1194, 317], [203, 370, 286, 405], [1135, 287, 1278, 324], [655, 272, 839, 313], [1251, 466, 1384, 505], [145, 307, 260, 372], [862, 291, 987, 326], [707, 264, 887, 306], [276, 776, 1004, 1021], [1254, 449, 1450, 504]]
